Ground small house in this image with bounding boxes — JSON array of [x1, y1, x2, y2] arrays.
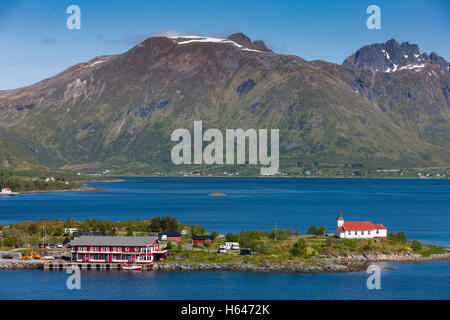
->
[[1, 188, 12, 194], [191, 235, 215, 245], [160, 232, 181, 242]]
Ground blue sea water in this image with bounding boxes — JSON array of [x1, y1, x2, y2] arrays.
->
[[0, 262, 449, 300], [0, 177, 449, 300], [0, 177, 449, 246]]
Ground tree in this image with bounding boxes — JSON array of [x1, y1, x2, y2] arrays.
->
[[317, 226, 327, 236], [389, 231, 407, 244], [191, 224, 205, 236], [290, 238, 307, 257], [306, 225, 317, 235], [225, 233, 239, 242], [411, 239, 422, 253]]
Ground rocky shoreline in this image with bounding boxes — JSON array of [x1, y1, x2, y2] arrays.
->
[[1, 252, 448, 272], [19, 186, 99, 195]]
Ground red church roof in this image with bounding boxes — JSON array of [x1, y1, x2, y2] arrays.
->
[[341, 221, 386, 231]]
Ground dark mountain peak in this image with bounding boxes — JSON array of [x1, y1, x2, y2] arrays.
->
[[343, 39, 448, 73], [430, 52, 450, 69], [227, 33, 272, 53], [227, 33, 252, 47]]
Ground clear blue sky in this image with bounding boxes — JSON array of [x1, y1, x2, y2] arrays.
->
[[0, 0, 448, 89]]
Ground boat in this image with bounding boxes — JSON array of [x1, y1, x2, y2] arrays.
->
[[122, 264, 142, 271]]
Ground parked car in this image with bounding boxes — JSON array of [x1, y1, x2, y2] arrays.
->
[[240, 248, 254, 256], [218, 245, 227, 253], [57, 243, 63, 248]]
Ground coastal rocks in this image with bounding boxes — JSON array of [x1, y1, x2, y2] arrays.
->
[[0, 260, 43, 270], [325, 252, 450, 264], [43, 249, 71, 259], [148, 261, 353, 273]]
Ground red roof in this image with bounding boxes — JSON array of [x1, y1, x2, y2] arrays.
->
[[342, 221, 386, 231]]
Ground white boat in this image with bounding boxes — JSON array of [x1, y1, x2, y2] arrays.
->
[[122, 264, 142, 271]]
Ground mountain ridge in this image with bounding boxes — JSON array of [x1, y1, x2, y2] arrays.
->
[[0, 33, 448, 174]]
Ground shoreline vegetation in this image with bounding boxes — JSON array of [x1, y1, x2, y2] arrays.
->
[[0, 216, 448, 273], [0, 166, 448, 195]]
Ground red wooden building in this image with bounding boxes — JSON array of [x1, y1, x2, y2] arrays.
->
[[69, 236, 167, 263], [191, 235, 215, 245]]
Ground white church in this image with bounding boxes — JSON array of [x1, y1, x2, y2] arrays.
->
[[335, 210, 387, 239]]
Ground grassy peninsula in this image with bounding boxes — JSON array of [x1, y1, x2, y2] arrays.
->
[[1, 217, 447, 268]]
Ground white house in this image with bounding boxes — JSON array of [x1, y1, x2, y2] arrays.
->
[[335, 210, 387, 239], [65, 228, 78, 234], [1, 188, 12, 194]]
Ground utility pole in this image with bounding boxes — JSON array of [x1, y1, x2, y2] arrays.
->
[[275, 222, 277, 241]]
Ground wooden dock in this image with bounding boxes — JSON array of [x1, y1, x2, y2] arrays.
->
[[43, 263, 154, 271]]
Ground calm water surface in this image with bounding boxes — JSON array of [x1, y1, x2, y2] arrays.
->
[[1, 177, 449, 300], [0, 261, 449, 300], [0, 177, 449, 246]]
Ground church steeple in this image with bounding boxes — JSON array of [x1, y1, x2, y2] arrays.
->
[[336, 209, 344, 227]]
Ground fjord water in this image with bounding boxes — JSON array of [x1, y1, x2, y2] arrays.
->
[[1, 261, 449, 299], [0, 177, 449, 246], [0, 177, 449, 300]]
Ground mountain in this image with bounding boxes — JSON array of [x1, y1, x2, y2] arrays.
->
[[343, 39, 450, 72], [0, 34, 449, 174]]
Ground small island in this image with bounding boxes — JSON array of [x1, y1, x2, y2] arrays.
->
[[207, 192, 227, 197], [0, 215, 448, 272]]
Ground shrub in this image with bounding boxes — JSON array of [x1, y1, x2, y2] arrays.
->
[[411, 239, 422, 253], [290, 238, 307, 257], [267, 228, 291, 240], [307, 225, 326, 236], [254, 243, 271, 255], [389, 231, 407, 244]]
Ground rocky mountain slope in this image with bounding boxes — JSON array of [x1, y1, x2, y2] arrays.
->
[[0, 34, 448, 174]]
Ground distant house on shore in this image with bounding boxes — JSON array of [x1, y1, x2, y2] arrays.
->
[[335, 210, 387, 239], [191, 235, 215, 245], [160, 232, 181, 242], [1, 188, 12, 194]]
